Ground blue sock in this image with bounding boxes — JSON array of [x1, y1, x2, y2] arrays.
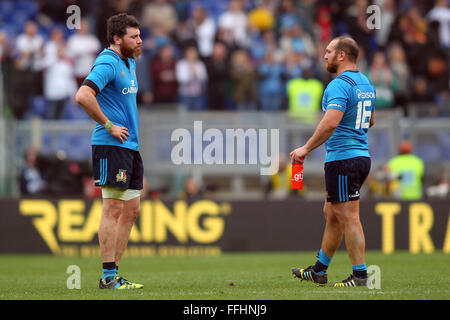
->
[[312, 249, 332, 274], [102, 262, 117, 282], [352, 264, 367, 278], [102, 268, 117, 282]]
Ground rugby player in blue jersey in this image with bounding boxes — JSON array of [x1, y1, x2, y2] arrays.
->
[[75, 13, 144, 290], [290, 36, 376, 287]]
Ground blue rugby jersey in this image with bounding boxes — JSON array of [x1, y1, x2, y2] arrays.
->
[[321, 70, 376, 163], [84, 48, 139, 151]]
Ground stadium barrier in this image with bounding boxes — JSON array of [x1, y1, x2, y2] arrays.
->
[[3, 108, 450, 198], [1, 198, 449, 256]]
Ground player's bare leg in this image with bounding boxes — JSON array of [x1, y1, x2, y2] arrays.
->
[[99, 198, 123, 264], [320, 201, 344, 258], [103, 195, 144, 290], [329, 200, 368, 287], [114, 195, 141, 266], [331, 200, 366, 266]]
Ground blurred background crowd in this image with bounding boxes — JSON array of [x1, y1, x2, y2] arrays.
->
[[0, 0, 449, 119], [0, 0, 449, 200]]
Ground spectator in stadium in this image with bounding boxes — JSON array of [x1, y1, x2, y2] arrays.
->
[[367, 164, 392, 199], [42, 27, 77, 119], [410, 76, 435, 103], [280, 51, 303, 110], [249, 29, 280, 62], [190, 5, 216, 58], [356, 47, 368, 73], [178, 176, 205, 202], [426, 0, 450, 49], [345, 0, 374, 56], [286, 68, 323, 123], [175, 45, 208, 110], [395, 6, 429, 76], [229, 49, 258, 110], [204, 41, 230, 111], [374, 0, 396, 48], [218, 0, 249, 49], [365, 51, 398, 109], [141, 0, 178, 36], [135, 45, 154, 108], [0, 30, 9, 66], [151, 25, 174, 53], [15, 21, 44, 73], [19, 145, 47, 195], [426, 52, 449, 99], [281, 50, 303, 81], [315, 5, 333, 44], [151, 44, 178, 104], [66, 18, 101, 87], [388, 43, 411, 115], [279, 22, 316, 59], [257, 50, 284, 111], [426, 173, 449, 198], [277, 0, 304, 36], [11, 20, 44, 119], [387, 140, 425, 200]]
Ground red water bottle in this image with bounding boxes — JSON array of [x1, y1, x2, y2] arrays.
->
[[292, 158, 304, 190]]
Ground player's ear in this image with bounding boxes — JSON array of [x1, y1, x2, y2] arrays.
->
[[338, 50, 345, 62], [113, 34, 122, 45]]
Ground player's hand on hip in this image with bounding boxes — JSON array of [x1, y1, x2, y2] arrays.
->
[[108, 125, 130, 144], [290, 147, 308, 163]]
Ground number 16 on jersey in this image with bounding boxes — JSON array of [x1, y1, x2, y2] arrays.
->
[[355, 100, 372, 130]]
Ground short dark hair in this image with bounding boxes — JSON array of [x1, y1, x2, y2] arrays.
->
[[334, 36, 359, 63], [106, 13, 140, 45]]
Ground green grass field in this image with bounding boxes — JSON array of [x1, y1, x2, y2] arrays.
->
[[0, 251, 449, 300]]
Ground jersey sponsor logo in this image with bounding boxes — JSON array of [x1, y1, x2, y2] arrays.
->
[[122, 86, 138, 94], [122, 80, 138, 94], [356, 89, 375, 99]]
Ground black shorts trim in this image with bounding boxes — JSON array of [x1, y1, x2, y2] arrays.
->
[[92, 145, 143, 190], [325, 156, 371, 203]]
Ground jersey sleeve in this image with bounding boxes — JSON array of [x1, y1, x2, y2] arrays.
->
[[84, 58, 116, 94], [325, 79, 349, 112]]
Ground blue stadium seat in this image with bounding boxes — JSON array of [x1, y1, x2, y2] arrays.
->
[[417, 143, 441, 162], [29, 96, 48, 119], [437, 131, 450, 160]]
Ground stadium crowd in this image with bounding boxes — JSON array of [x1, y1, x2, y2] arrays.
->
[[0, 0, 449, 120]]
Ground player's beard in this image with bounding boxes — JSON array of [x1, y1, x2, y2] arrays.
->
[[120, 42, 142, 59], [326, 53, 339, 74]]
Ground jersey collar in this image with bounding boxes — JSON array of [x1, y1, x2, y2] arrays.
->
[[105, 48, 130, 69]]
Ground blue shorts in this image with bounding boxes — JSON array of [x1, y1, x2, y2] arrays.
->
[[324, 156, 371, 203], [92, 145, 143, 190]]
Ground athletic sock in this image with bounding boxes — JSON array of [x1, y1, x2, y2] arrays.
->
[[102, 261, 117, 282], [352, 264, 367, 278], [312, 249, 332, 274]]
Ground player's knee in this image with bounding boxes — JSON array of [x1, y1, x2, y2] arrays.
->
[[103, 201, 123, 221], [332, 204, 359, 225], [330, 205, 347, 224], [124, 205, 140, 222]]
